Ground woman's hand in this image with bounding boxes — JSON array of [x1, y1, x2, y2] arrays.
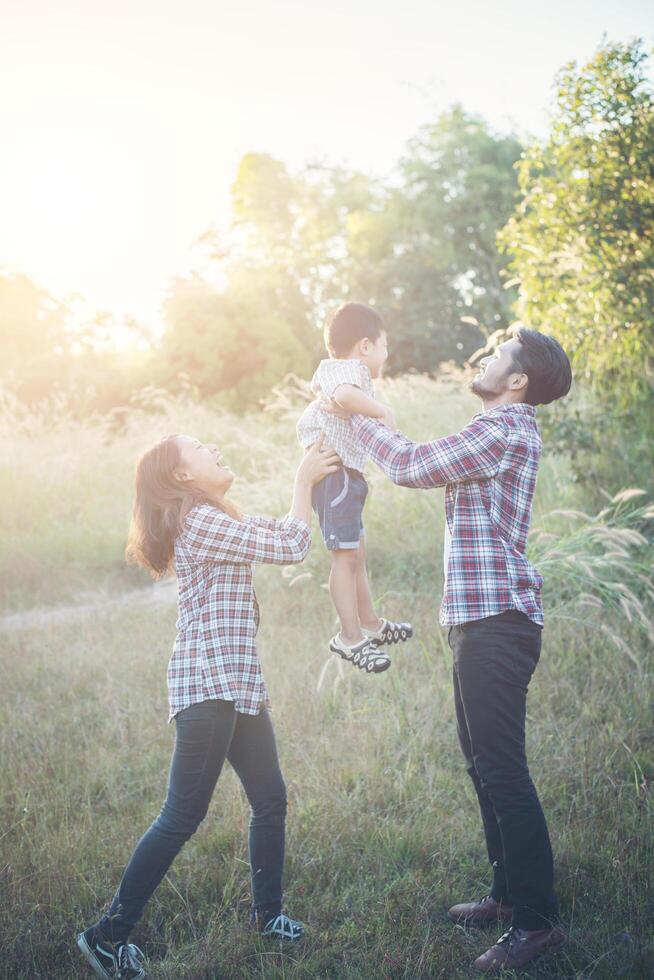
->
[[296, 435, 341, 487]]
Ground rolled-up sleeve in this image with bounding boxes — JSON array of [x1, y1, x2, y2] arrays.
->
[[182, 506, 311, 565], [318, 359, 368, 397], [351, 415, 508, 488]]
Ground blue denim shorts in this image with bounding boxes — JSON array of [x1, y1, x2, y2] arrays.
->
[[312, 466, 368, 551]]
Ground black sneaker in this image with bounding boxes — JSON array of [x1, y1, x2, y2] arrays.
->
[[363, 618, 413, 647], [77, 926, 146, 979], [329, 634, 391, 673], [253, 911, 305, 941]]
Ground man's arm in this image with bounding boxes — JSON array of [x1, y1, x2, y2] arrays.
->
[[351, 414, 508, 488]]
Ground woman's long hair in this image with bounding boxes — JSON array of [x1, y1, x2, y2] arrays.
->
[[125, 435, 239, 579]]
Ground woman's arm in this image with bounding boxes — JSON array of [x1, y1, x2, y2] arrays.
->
[[183, 439, 340, 565], [183, 507, 312, 565]]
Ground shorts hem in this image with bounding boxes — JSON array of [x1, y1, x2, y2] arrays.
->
[[326, 538, 362, 551]]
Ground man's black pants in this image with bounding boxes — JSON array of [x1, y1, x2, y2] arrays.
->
[[449, 610, 559, 930]]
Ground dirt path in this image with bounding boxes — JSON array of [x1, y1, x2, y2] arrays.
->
[[0, 579, 178, 632]]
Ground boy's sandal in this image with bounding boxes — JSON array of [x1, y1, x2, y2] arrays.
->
[[329, 635, 391, 674], [363, 618, 413, 647]]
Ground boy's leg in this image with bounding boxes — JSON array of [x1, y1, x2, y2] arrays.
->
[[355, 538, 383, 632], [329, 548, 363, 644]]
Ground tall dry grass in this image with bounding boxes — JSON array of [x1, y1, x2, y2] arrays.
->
[[0, 375, 652, 978]]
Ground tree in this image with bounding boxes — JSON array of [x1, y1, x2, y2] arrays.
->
[[377, 106, 522, 370], [159, 273, 313, 408], [198, 117, 522, 382], [0, 272, 68, 400], [499, 40, 654, 405]]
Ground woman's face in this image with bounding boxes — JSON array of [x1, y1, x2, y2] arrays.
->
[[174, 435, 235, 498]]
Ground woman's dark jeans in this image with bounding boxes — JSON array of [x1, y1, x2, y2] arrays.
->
[[97, 699, 286, 943], [449, 610, 559, 930]]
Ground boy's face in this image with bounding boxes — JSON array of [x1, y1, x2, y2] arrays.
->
[[358, 331, 388, 379]]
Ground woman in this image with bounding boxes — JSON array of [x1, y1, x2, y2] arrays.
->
[[77, 433, 339, 980]]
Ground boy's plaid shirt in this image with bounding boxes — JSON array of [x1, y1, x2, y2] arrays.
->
[[168, 505, 311, 721], [297, 358, 374, 471], [352, 404, 544, 627]]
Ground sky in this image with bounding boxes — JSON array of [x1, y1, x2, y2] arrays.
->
[[1, 0, 653, 334]]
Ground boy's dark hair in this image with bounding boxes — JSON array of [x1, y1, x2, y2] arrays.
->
[[325, 302, 385, 357], [512, 328, 572, 406]]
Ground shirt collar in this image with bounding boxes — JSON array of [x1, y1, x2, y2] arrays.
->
[[474, 403, 537, 420]]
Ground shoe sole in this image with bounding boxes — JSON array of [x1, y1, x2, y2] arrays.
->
[[474, 930, 566, 973], [77, 933, 146, 980], [261, 928, 305, 942], [329, 643, 391, 674], [77, 934, 113, 980]]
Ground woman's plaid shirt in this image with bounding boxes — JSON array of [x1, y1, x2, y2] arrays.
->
[[168, 505, 311, 721], [352, 404, 544, 627]]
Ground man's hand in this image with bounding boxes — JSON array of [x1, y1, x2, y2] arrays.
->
[[378, 405, 397, 431]]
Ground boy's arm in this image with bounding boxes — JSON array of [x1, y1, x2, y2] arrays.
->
[[332, 384, 396, 430]]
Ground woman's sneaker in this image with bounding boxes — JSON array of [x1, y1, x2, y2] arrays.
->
[[363, 618, 413, 647], [252, 911, 305, 941], [329, 634, 391, 673], [77, 926, 146, 979]]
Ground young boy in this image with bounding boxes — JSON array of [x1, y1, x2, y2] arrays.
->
[[297, 302, 413, 675]]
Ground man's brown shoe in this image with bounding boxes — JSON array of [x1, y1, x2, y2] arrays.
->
[[448, 895, 513, 927], [474, 924, 566, 973]]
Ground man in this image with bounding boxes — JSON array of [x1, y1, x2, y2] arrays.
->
[[329, 327, 572, 974]]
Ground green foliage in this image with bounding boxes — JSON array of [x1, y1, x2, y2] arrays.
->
[[383, 106, 522, 369], [500, 40, 654, 405], [167, 110, 523, 406], [159, 273, 313, 409], [538, 390, 654, 496], [0, 271, 68, 400]]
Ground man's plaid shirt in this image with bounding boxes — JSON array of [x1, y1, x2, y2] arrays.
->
[[168, 505, 311, 721], [352, 403, 544, 627]]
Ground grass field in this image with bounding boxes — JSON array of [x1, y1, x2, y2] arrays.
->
[[1, 376, 653, 979]]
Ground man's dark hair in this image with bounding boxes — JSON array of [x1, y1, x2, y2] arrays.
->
[[325, 302, 385, 357], [512, 328, 572, 406]]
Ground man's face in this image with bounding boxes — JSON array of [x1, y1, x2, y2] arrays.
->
[[470, 338, 525, 400]]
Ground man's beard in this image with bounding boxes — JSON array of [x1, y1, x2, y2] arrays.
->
[[469, 373, 504, 399]]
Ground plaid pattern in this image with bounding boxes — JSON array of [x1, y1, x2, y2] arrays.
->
[[352, 404, 544, 627], [168, 505, 311, 721], [297, 358, 374, 471]]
